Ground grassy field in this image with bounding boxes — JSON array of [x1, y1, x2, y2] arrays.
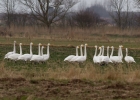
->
[[0, 27, 140, 99]]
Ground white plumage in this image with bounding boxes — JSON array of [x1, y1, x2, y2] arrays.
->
[[30, 43, 43, 62], [8, 43, 22, 61], [72, 44, 84, 62], [18, 42, 33, 61], [72, 44, 87, 63], [4, 41, 16, 59], [110, 46, 123, 63], [124, 48, 136, 63], [101, 46, 112, 64], [93, 45, 100, 64], [64, 46, 79, 62], [42, 43, 50, 62]]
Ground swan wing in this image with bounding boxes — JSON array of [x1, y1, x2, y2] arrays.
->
[[64, 55, 75, 61], [18, 54, 32, 61], [43, 54, 50, 61], [4, 51, 14, 59], [8, 54, 21, 61], [125, 56, 136, 63]]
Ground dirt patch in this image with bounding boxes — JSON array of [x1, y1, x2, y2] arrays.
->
[[0, 78, 140, 100]]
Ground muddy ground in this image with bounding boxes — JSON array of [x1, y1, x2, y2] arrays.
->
[[0, 78, 140, 100]]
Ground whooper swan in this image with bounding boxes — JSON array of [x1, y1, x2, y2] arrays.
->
[[64, 46, 79, 62], [30, 43, 42, 63], [4, 41, 16, 59], [101, 46, 112, 64], [124, 48, 136, 63], [8, 43, 22, 61], [42, 43, 50, 62], [18, 42, 33, 61], [71, 44, 87, 63], [110, 46, 123, 63]]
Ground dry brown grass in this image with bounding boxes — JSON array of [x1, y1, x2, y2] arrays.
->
[[1, 61, 140, 83], [0, 26, 137, 46], [5, 26, 140, 39]]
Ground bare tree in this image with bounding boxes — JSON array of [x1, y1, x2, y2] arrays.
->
[[19, 0, 78, 28], [108, 0, 131, 29], [135, 0, 140, 8], [0, 0, 17, 28], [72, 9, 100, 28]]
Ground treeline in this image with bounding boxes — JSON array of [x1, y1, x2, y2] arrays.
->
[[0, 0, 140, 29]]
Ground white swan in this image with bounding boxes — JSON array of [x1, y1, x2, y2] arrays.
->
[[42, 43, 50, 62], [98, 47, 102, 63], [93, 45, 100, 64], [72, 44, 84, 62], [64, 46, 79, 62], [4, 41, 16, 59], [118, 45, 123, 60], [110, 46, 123, 63], [17, 42, 33, 61], [101, 46, 112, 64], [71, 44, 87, 63], [8, 43, 22, 61], [30, 43, 44, 62], [124, 48, 136, 63]]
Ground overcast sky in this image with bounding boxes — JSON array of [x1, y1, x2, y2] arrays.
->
[[0, 0, 139, 13], [73, 0, 139, 11]]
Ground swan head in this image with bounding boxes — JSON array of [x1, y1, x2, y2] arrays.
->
[[48, 43, 50, 46], [85, 43, 88, 46], [99, 47, 101, 49], [39, 43, 42, 46], [19, 43, 22, 45], [120, 45, 123, 48], [30, 42, 33, 45], [76, 46, 79, 48], [107, 46, 110, 48], [111, 46, 114, 48], [81, 44, 84, 47], [14, 41, 16, 43], [102, 46, 104, 47], [94, 45, 97, 48]]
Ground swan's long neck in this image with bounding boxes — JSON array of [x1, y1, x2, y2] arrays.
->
[[80, 46, 83, 56], [76, 47, 78, 56], [47, 44, 50, 56], [98, 48, 101, 56], [19, 44, 22, 55], [126, 48, 128, 56], [30, 43, 33, 55], [120, 47, 123, 58], [38, 44, 41, 55], [110, 47, 114, 57], [101, 47, 104, 56], [107, 47, 109, 57], [94, 47, 97, 56], [118, 47, 120, 56], [84, 45, 87, 57], [13, 42, 16, 53], [41, 47, 44, 56]]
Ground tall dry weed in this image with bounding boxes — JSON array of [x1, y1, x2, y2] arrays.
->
[[0, 61, 140, 83]]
